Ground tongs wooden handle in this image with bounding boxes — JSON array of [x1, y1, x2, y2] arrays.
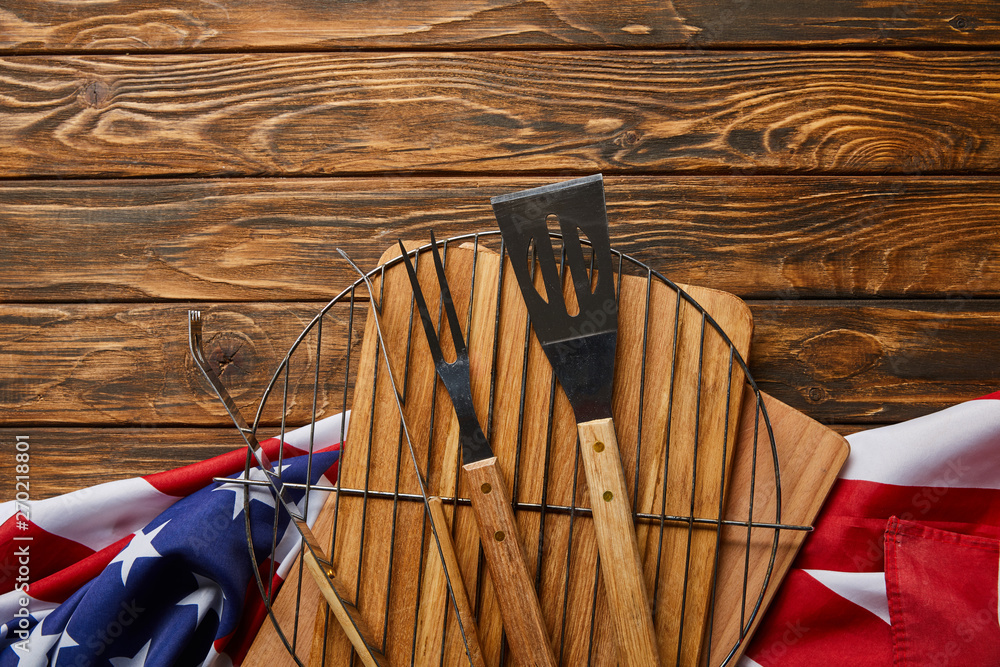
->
[[427, 497, 486, 667]]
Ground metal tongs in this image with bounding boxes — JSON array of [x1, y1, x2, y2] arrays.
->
[[188, 310, 390, 667]]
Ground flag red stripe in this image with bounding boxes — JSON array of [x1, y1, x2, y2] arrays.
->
[[28, 533, 133, 604], [143, 438, 298, 497], [795, 479, 1000, 572], [0, 517, 95, 595], [746, 570, 892, 667]]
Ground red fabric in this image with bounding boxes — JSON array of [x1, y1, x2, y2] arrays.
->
[[27, 533, 133, 603], [885, 517, 1000, 666], [747, 569, 892, 666], [797, 479, 1000, 573], [0, 517, 95, 593], [144, 437, 290, 496], [746, 393, 1000, 665]]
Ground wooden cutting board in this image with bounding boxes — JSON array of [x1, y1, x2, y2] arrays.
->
[[306, 241, 753, 666], [701, 391, 849, 667], [246, 392, 849, 667]]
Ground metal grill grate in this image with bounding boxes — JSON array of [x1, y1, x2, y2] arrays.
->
[[199, 231, 809, 667]]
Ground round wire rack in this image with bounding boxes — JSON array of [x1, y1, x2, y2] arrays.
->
[[209, 230, 808, 667]]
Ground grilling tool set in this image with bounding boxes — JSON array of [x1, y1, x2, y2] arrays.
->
[[222, 175, 849, 666]]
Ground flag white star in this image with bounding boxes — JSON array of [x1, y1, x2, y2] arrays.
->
[[51, 628, 79, 666], [110, 520, 169, 586], [177, 572, 225, 622], [15, 621, 59, 666], [109, 640, 151, 667], [212, 465, 288, 521], [197, 645, 234, 667]]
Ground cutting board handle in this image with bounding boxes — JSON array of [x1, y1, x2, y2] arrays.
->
[[577, 418, 661, 667]]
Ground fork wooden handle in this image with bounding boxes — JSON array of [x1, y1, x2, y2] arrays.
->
[[464, 457, 558, 667], [577, 418, 661, 667]]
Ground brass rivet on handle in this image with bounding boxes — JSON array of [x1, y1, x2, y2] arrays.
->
[[494, 530, 505, 542], [603, 491, 613, 502], [481, 482, 492, 494], [593, 441, 605, 453]]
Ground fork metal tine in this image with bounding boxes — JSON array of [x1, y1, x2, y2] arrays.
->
[[429, 230, 469, 360], [397, 240, 449, 371], [188, 310, 282, 485]]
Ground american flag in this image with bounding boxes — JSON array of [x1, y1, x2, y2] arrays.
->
[[4, 392, 1000, 666], [0, 414, 347, 667], [743, 392, 1000, 666]]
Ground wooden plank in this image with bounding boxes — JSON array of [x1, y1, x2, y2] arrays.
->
[[0, 427, 240, 499], [0, 302, 361, 428], [2, 0, 999, 52], [749, 300, 1000, 424], [1, 300, 997, 429], [620, 282, 752, 666], [2, 176, 1000, 303], [5, 53, 1000, 178]]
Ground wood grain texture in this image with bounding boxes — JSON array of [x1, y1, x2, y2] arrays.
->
[[0, 302, 360, 428], [298, 518, 390, 667], [576, 419, 659, 667], [749, 300, 1000, 424], [2, 0, 998, 52], [1, 300, 997, 428], [3, 176, 999, 303], [0, 428, 240, 499], [626, 281, 752, 667], [464, 457, 558, 667], [426, 496, 486, 667], [702, 391, 849, 666], [4, 52, 1000, 177]]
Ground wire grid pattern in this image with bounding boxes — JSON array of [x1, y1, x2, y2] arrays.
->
[[232, 231, 804, 667]]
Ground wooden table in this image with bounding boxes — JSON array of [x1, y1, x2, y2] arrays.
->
[[2, 3, 999, 505]]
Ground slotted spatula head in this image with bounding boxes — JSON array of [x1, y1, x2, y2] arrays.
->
[[491, 174, 618, 422]]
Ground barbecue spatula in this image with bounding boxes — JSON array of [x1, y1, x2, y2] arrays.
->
[[491, 175, 660, 667]]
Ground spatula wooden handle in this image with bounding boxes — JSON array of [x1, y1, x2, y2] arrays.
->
[[427, 496, 486, 667], [463, 457, 558, 667], [577, 418, 661, 667]]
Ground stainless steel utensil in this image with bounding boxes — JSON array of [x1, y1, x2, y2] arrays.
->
[[188, 310, 390, 667], [491, 175, 660, 667], [399, 234, 558, 667]]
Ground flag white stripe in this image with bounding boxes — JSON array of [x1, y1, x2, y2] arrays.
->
[[803, 569, 891, 624], [841, 398, 1000, 489], [2, 416, 349, 553]]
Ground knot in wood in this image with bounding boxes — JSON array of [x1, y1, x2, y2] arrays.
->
[[614, 130, 642, 147], [79, 80, 111, 108], [949, 15, 978, 32], [206, 333, 253, 382], [806, 386, 826, 403], [798, 329, 884, 381]]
